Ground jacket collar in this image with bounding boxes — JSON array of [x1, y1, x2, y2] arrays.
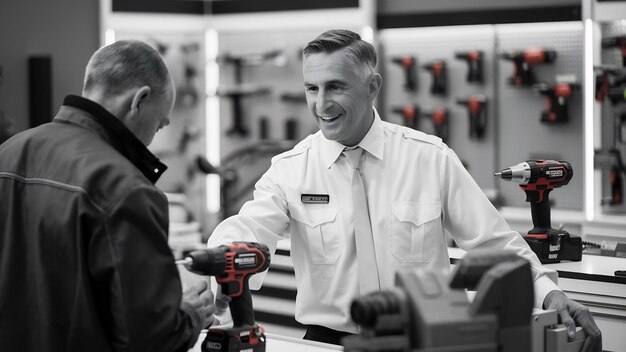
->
[[54, 95, 167, 184], [320, 107, 385, 168]]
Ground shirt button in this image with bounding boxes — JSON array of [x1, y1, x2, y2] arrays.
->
[[154, 168, 159, 173]]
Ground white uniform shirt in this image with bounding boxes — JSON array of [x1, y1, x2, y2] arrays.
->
[[208, 109, 560, 333]]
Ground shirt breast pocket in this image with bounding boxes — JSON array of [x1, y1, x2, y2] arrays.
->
[[391, 202, 442, 263], [289, 204, 341, 264]]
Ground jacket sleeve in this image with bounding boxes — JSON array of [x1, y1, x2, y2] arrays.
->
[[208, 162, 290, 289], [438, 145, 560, 308], [88, 184, 202, 352]]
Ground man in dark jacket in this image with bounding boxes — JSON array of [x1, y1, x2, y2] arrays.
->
[[0, 40, 215, 352]]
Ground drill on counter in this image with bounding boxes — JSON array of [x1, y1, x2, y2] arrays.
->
[[495, 160, 582, 263], [178, 242, 271, 352]]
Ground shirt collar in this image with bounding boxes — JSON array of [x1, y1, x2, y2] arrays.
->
[[320, 107, 385, 169], [55, 95, 167, 184]]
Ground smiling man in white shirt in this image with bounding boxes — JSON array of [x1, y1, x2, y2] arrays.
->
[[208, 29, 601, 350]]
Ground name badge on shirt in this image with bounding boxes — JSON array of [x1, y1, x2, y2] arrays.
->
[[301, 194, 330, 204]]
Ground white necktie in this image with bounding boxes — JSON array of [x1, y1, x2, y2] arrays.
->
[[343, 147, 381, 295]]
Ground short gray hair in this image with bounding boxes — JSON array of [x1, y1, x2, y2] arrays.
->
[[302, 29, 377, 75], [83, 40, 170, 96]]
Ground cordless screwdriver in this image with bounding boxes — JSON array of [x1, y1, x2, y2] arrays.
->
[[178, 242, 271, 352], [495, 160, 582, 263]]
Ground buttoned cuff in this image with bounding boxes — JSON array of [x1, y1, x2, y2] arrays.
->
[[534, 274, 561, 309]]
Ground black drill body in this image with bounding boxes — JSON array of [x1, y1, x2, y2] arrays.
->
[[392, 104, 420, 130], [455, 51, 484, 83], [421, 108, 449, 143], [534, 83, 578, 124], [181, 242, 271, 351], [422, 60, 447, 95], [456, 96, 487, 139], [496, 160, 581, 263], [500, 49, 557, 86], [391, 56, 417, 91]]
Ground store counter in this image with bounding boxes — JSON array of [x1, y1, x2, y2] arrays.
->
[[189, 332, 343, 352]]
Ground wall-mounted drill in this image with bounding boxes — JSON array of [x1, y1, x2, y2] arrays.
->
[[422, 60, 448, 95], [178, 242, 271, 352], [391, 55, 418, 92], [456, 95, 487, 139], [495, 160, 582, 263], [454, 50, 484, 84], [533, 82, 578, 124], [392, 104, 420, 130], [500, 49, 557, 87]]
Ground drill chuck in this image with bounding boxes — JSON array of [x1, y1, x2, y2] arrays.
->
[[495, 162, 532, 185], [179, 247, 227, 276]]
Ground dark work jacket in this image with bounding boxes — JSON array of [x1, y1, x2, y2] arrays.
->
[[0, 96, 202, 352]]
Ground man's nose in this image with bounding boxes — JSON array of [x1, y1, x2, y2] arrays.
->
[[315, 90, 332, 112]]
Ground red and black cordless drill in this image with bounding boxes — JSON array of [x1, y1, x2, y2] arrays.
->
[[454, 50, 484, 84], [495, 160, 582, 263], [392, 104, 420, 130], [500, 49, 557, 87], [422, 60, 448, 95], [179, 242, 271, 352], [533, 82, 579, 124], [391, 56, 417, 92], [421, 107, 449, 143], [456, 95, 487, 139]]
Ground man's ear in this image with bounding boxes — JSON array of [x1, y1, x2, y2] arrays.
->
[[129, 86, 152, 118], [368, 73, 382, 101]]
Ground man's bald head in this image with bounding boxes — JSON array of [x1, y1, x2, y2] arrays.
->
[[82, 40, 170, 97], [82, 40, 175, 146]]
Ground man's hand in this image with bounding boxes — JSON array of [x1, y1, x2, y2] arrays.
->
[[543, 290, 602, 352], [182, 280, 216, 328]]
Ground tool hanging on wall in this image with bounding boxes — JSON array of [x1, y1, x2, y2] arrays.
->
[[593, 65, 626, 102], [421, 107, 449, 143], [454, 51, 484, 84], [422, 60, 448, 95], [605, 86, 626, 105], [500, 49, 557, 87], [391, 55, 418, 91], [218, 87, 271, 137], [456, 95, 487, 139], [533, 82, 578, 124], [218, 49, 284, 137], [392, 104, 420, 130], [601, 36, 626, 67], [595, 148, 626, 206], [618, 113, 626, 144]]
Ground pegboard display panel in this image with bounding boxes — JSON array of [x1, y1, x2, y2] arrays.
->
[[378, 25, 498, 192], [496, 21, 584, 210], [598, 21, 626, 214], [217, 29, 321, 156], [116, 31, 208, 222]]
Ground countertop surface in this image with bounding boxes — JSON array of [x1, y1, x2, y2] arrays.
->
[[190, 332, 342, 352], [448, 247, 626, 284]]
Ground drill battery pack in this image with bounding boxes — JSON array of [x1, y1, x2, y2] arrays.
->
[[202, 324, 266, 352], [524, 232, 582, 264]]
